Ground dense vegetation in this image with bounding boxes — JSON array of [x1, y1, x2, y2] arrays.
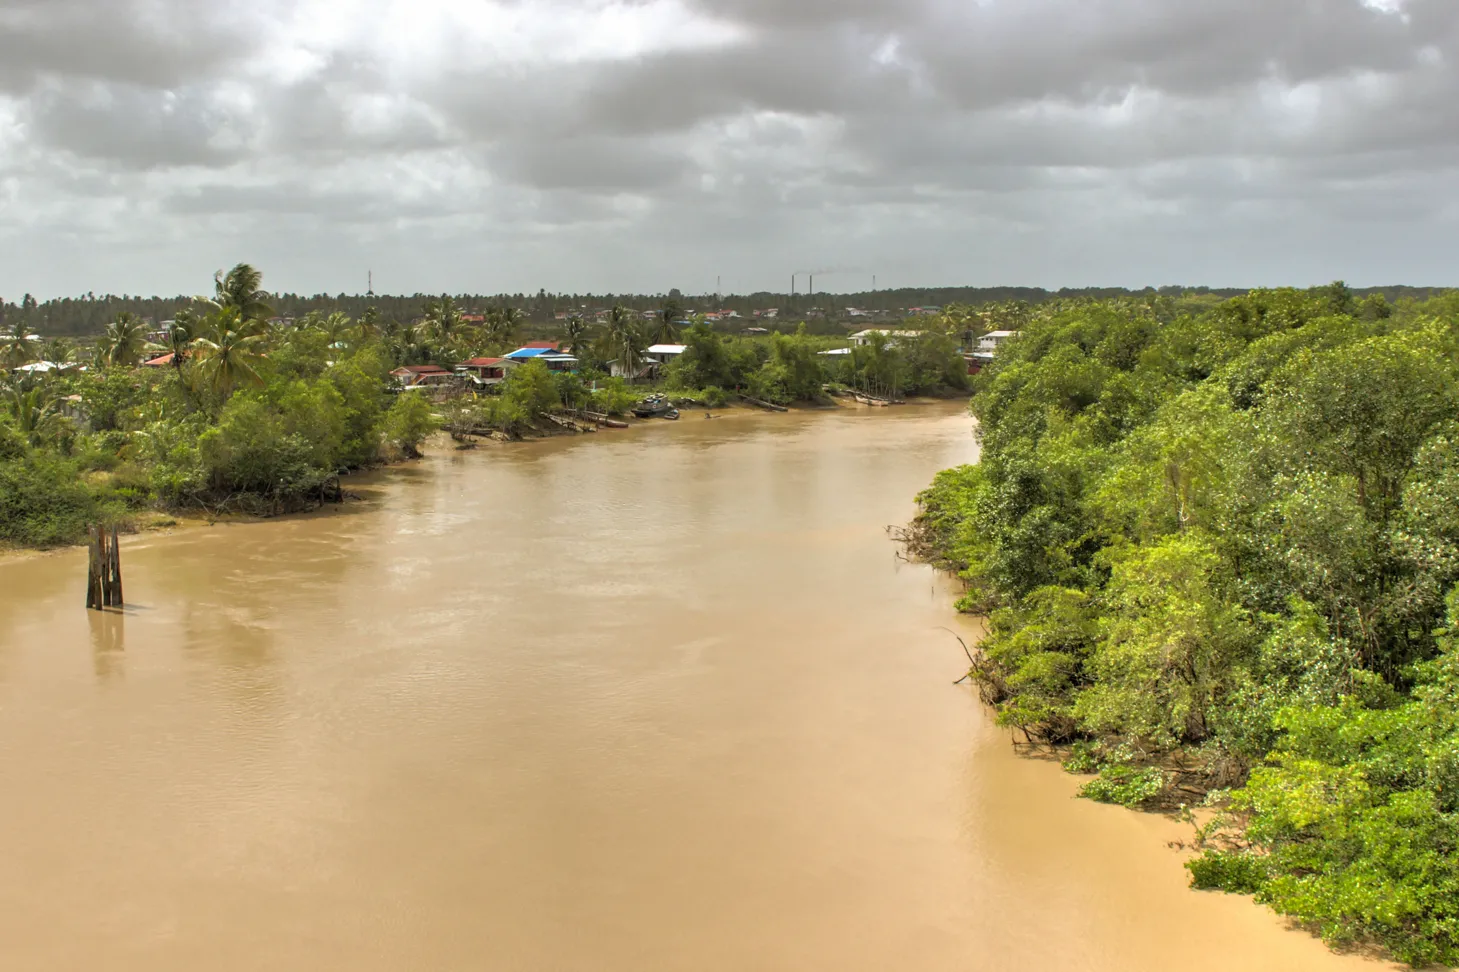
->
[[1, 264, 971, 550], [6, 284, 1446, 340], [913, 285, 1459, 966]]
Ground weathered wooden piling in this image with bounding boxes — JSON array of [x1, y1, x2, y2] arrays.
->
[[85, 524, 124, 611]]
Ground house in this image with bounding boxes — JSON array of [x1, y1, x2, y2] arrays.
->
[[978, 330, 1020, 354], [850, 329, 922, 347], [609, 360, 659, 381], [845, 308, 871, 318], [460, 314, 485, 325], [390, 365, 456, 388], [504, 346, 578, 372], [141, 353, 175, 368], [818, 347, 853, 358], [455, 357, 516, 386], [964, 352, 995, 375], [909, 306, 943, 316], [743, 327, 770, 336], [643, 344, 687, 365]]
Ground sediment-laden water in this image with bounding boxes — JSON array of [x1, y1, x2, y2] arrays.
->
[[0, 405, 1392, 970]]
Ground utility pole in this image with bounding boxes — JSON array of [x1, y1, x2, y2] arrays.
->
[[367, 271, 375, 297]]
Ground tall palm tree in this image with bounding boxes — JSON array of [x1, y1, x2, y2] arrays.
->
[[163, 309, 196, 369], [656, 299, 685, 345], [191, 306, 268, 397], [562, 313, 591, 355], [321, 311, 354, 347], [101, 312, 150, 368], [604, 305, 646, 381], [0, 325, 40, 369], [422, 295, 463, 345], [212, 263, 273, 323], [357, 306, 381, 343], [486, 306, 523, 348]]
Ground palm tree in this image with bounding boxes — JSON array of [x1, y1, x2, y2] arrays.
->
[[422, 295, 463, 345], [0, 325, 40, 369], [101, 312, 150, 367], [562, 313, 591, 355], [191, 306, 268, 397], [604, 305, 646, 381], [486, 306, 523, 348], [655, 299, 685, 345], [163, 308, 197, 369], [3, 382, 64, 446], [357, 306, 381, 343], [321, 311, 354, 348], [212, 263, 272, 322]]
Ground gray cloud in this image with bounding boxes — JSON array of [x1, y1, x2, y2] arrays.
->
[[2, 0, 1457, 299]]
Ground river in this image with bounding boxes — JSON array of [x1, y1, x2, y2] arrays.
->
[[0, 404, 1393, 971]]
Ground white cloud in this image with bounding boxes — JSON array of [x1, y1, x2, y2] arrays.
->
[[1, 0, 1457, 298]]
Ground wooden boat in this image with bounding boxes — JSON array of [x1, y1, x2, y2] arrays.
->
[[632, 395, 676, 419]]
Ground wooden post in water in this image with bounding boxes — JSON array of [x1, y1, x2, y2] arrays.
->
[[109, 526, 124, 607], [85, 524, 124, 611]]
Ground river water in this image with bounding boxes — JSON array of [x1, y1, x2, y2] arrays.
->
[[0, 404, 1392, 971]]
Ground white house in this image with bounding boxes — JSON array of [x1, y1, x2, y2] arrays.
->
[[978, 330, 1020, 354], [850, 329, 922, 347], [644, 344, 687, 365]]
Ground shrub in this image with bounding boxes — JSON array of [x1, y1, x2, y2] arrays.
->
[[1187, 851, 1268, 894], [1079, 765, 1166, 808]]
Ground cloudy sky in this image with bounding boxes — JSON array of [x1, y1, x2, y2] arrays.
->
[[1, 0, 1456, 299]]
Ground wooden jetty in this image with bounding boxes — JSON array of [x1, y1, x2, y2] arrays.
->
[[85, 525, 124, 611]]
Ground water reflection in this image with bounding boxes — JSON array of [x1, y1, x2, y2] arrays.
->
[[88, 610, 126, 681]]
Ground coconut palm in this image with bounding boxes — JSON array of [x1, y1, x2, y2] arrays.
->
[[100, 312, 151, 368], [655, 299, 685, 345], [604, 305, 646, 381], [191, 306, 268, 397], [422, 295, 464, 345], [212, 263, 273, 322], [321, 311, 354, 348], [562, 313, 591, 355], [357, 306, 381, 343], [485, 306, 523, 348], [0, 325, 40, 369], [3, 382, 65, 446], [163, 309, 197, 369]]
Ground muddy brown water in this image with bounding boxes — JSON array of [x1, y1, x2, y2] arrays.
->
[[0, 404, 1393, 971]]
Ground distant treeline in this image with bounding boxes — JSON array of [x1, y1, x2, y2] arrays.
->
[[3, 285, 1448, 339]]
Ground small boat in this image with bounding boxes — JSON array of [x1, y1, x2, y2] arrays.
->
[[632, 395, 676, 419], [664, 409, 680, 421]]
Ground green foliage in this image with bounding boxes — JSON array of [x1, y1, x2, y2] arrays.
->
[[382, 392, 439, 459], [1079, 766, 1166, 808], [0, 451, 116, 547], [912, 285, 1459, 964], [1186, 851, 1269, 894]]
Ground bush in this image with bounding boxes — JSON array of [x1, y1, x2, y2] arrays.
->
[[381, 392, 439, 458], [1079, 765, 1166, 808], [0, 452, 115, 547], [1187, 851, 1268, 894]]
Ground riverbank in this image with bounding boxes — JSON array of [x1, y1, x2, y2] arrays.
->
[[0, 401, 1390, 972], [0, 397, 938, 564]]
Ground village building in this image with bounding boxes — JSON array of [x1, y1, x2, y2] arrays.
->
[[390, 365, 456, 388], [850, 328, 922, 346], [505, 344, 579, 372], [455, 357, 516, 386], [978, 330, 1020, 354]]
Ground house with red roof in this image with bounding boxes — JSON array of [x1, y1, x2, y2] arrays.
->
[[390, 364, 457, 388], [455, 357, 517, 386]]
